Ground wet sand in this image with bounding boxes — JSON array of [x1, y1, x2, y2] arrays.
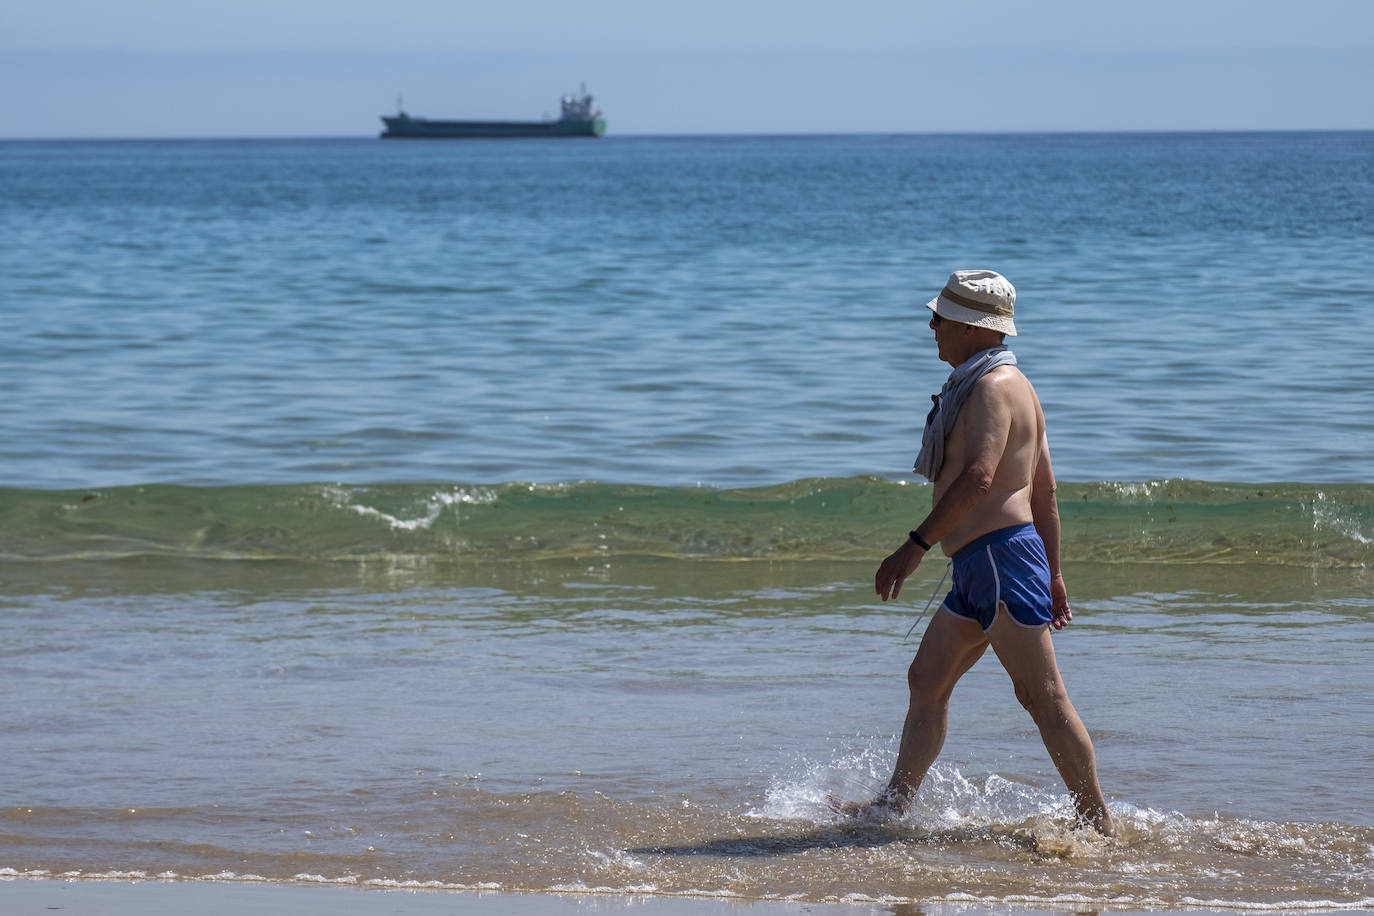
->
[[0, 878, 1275, 916]]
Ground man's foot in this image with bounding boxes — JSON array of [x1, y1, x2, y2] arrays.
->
[[825, 793, 865, 817], [1080, 810, 1117, 840], [826, 789, 908, 819]]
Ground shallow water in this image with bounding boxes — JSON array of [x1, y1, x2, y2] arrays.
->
[[3, 556, 1371, 909]]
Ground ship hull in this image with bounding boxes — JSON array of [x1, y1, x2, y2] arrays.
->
[[380, 116, 605, 139]]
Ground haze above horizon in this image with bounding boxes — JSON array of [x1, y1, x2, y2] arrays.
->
[[3, 0, 1372, 138]]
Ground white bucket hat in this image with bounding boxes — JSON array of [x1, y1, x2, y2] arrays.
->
[[925, 269, 1017, 336]]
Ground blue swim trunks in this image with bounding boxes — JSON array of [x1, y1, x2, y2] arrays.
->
[[940, 524, 1053, 631]]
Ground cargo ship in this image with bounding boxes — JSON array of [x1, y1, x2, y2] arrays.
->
[[380, 86, 606, 139]]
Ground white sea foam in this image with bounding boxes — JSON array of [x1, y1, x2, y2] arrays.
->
[[328, 486, 497, 532], [547, 882, 661, 895], [1176, 897, 1374, 911], [291, 872, 358, 884], [1312, 490, 1374, 546], [755, 742, 1072, 830], [361, 878, 451, 889], [583, 845, 648, 871]]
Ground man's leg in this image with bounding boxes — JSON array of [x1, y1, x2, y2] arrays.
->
[[986, 606, 1115, 836], [835, 608, 988, 815]]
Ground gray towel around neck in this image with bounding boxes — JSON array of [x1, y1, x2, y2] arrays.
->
[[912, 346, 1018, 481]]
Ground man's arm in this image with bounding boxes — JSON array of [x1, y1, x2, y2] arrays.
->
[[1030, 431, 1072, 629], [875, 379, 1012, 601]]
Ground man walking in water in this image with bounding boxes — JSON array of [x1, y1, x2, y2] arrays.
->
[[834, 270, 1114, 836]]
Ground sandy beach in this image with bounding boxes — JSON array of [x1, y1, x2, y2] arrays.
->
[[1, 877, 1284, 916], [8, 879, 868, 916]]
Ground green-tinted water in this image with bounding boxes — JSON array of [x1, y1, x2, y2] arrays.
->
[[5, 478, 1371, 567]]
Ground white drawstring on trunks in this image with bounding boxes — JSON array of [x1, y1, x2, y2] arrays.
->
[[904, 560, 952, 643]]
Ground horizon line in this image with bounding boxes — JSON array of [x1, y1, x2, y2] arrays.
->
[[3, 127, 1372, 143]]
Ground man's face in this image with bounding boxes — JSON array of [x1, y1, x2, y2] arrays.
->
[[929, 311, 951, 363]]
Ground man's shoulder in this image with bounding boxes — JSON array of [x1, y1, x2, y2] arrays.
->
[[983, 363, 1027, 382], [966, 365, 1041, 428], [970, 364, 1030, 399]]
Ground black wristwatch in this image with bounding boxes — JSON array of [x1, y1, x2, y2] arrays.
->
[[909, 530, 932, 551]]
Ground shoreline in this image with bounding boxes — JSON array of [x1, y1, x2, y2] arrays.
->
[[0, 877, 1342, 916]]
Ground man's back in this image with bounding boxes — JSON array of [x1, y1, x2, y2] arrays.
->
[[932, 364, 1045, 555]]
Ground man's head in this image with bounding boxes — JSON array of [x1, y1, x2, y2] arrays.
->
[[925, 270, 1016, 366], [925, 270, 1017, 337]]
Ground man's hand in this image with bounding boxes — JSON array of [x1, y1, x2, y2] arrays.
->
[[875, 538, 925, 602], [1049, 572, 1072, 630]]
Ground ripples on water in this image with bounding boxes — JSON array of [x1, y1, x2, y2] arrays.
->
[[1, 559, 1369, 907], [2, 132, 1372, 487], [2, 133, 1372, 911]]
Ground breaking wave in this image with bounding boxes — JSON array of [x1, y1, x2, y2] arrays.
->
[[2, 477, 1370, 567]]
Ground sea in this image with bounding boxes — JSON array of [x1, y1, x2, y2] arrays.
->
[[1, 132, 1372, 912]]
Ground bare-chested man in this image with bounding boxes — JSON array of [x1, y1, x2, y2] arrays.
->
[[834, 269, 1114, 836]]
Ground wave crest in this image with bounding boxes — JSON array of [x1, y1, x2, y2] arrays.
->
[[2, 477, 1370, 567]]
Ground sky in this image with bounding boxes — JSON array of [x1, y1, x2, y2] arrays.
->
[[2, 0, 1372, 138]]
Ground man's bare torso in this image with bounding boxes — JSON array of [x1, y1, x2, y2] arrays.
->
[[932, 364, 1045, 555]]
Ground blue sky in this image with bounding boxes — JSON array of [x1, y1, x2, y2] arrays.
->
[[3, 0, 1372, 137]]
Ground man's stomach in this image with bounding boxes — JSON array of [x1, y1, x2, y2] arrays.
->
[[937, 489, 1034, 556]]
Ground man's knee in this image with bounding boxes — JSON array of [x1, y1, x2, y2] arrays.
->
[[907, 659, 953, 707], [1011, 676, 1070, 724], [1011, 678, 1034, 712]]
